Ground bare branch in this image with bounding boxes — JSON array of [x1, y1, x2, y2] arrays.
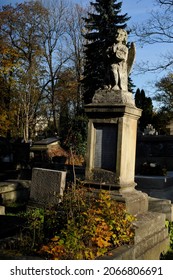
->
[[132, 0, 173, 73]]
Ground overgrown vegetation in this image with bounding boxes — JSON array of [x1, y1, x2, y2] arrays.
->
[[160, 221, 173, 260], [7, 185, 135, 259], [39, 186, 135, 259]]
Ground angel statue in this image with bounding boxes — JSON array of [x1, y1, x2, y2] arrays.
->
[[105, 29, 135, 92]]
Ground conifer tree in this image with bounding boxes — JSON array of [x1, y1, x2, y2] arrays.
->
[[82, 0, 130, 104], [135, 88, 153, 131]]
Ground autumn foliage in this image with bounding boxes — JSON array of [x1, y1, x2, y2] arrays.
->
[[39, 186, 135, 259], [0, 1, 86, 141]]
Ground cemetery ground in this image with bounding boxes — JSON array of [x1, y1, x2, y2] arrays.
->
[[0, 181, 136, 260], [0, 145, 136, 260], [0, 138, 173, 260], [0, 168, 173, 260]]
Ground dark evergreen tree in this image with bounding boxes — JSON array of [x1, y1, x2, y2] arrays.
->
[[135, 88, 153, 131], [82, 0, 130, 104], [128, 75, 136, 94]]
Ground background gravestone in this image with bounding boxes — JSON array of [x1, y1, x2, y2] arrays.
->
[[30, 168, 66, 205]]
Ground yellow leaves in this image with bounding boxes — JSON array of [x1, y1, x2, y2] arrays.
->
[[0, 111, 11, 135], [38, 188, 135, 260], [91, 220, 112, 248], [84, 249, 95, 260], [0, 42, 20, 75]]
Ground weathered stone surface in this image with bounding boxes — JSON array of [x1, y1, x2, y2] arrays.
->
[[30, 168, 66, 205], [120, 190, 148, 215], [148, 197, 173, 221], [103, 29, 135, 92], [92, 89, 135, 106], [91, 169, 118, 185], [85, 104, 142, 190], [110, 189, 148, 215], [0, 180, 30, 204], [133, 212, 169, 260], [133, 212, 166, 243], [0, 206, 5, 215]]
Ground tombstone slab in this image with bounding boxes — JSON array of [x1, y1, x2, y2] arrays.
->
[[30, 168, 66, 205]]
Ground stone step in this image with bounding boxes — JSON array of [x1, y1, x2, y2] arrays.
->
[[148, 197, 173, 221], [134, 211, 166, 243], [133, 211, 169, 259]]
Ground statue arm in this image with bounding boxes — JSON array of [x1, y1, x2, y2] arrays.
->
[[127, 42, 136, 75]]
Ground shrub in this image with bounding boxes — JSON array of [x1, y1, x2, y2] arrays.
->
[[39, 186, 135, 260], [11, 208, 45, 255], [160, 221, 173, 259]]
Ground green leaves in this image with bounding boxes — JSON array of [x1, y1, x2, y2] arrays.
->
[[39, 187, 135, 259]]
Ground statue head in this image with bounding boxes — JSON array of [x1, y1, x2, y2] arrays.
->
[[116, 29, 127, 43]]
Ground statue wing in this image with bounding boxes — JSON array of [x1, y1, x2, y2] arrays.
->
[[127, 42, 136, 75]]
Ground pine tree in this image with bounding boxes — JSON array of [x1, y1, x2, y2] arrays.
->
[[82, 0, 130, 104], [128, 75, 136, 94]]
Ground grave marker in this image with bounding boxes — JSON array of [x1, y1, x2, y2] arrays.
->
[[30, 168, 66, 205]]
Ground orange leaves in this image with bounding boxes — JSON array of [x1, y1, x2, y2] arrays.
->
[[91, 220, 112, 248], [38, 188, 136, 260], [39, 237, 66, 260]]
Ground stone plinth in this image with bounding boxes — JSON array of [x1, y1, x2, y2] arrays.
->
[[92, 89, 135, 107], [85, 99, 149, 215], [85, 103, 141, 190]]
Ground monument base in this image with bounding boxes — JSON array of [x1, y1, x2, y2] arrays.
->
[[85, 96, 146, 215], [92, 89, 135, 107], [88, 168, 137, 189], [84, 180, 148, 215]]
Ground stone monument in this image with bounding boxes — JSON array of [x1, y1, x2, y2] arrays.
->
[[85, 29, 148, 215], [84, 29, 170, 259]]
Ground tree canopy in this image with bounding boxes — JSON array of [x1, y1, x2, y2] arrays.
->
[[0, 0, 86, 142], [154, 73, 173, 115]]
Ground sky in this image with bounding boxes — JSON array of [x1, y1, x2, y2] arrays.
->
[[0, 0, 169, 100]]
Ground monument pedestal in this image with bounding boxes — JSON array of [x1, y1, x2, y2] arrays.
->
[[85, 92, 148, 214]]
